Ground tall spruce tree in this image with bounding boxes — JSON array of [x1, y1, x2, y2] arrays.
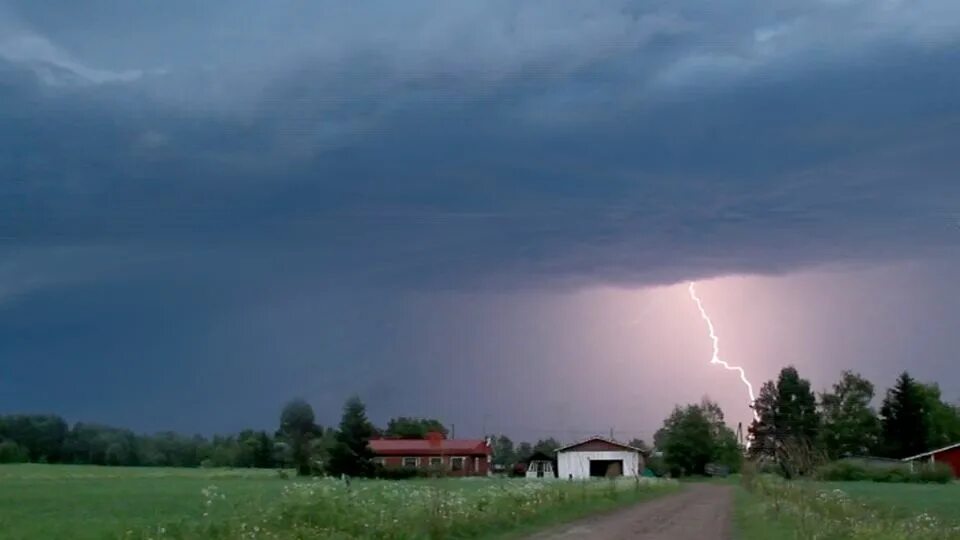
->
[[775, 366, 820, 443], [327, 395, 376, 478], [749, 367, 820, 463], [748, 381, 779, 459], [880, 372, 928, 458]]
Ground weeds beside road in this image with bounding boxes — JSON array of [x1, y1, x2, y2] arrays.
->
[[0, 464, 679, 540], [736, 472, 960, 540]]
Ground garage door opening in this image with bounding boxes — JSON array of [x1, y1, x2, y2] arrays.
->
[[589, 459, 623, 477]]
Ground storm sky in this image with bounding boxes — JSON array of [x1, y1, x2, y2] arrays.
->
[[2, 0, 959, 442]]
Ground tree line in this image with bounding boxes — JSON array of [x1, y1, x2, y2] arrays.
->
[[652, 367, 960, 477], [750, 368, 959, 463], [0, 394, 628, 477], [0, 395, 456, 476]]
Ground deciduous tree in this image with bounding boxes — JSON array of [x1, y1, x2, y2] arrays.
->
[[280, 399, 320, 476], [655, 399, 740, 476], [384, 417, 448, 439], [819, 371, 880, 459]]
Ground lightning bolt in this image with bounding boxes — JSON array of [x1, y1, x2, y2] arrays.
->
[[687, 282, 759, 420]]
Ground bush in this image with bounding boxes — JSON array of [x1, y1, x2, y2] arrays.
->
[[373, 466, 430, 480], [646, 455, 668, 477], [815, 459, 955, 484], [815, 461, 871, 481], [916, 462, 954, 484], [0, 440, 28, 463], [871, 465, 915, 483]]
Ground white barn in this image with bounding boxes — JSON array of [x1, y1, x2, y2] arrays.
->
[[556, 436, 644, 480]]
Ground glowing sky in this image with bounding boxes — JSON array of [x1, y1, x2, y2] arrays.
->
[[2, 0, 959, 440]]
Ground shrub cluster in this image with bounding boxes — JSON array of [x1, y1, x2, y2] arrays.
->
[[815, 460, 954, 484]]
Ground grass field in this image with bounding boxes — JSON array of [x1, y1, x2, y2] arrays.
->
[[0, 465, 288, 539], [0, 464, 678, 539], [735, 476, 960, 540], [820, 481, 960, 525]]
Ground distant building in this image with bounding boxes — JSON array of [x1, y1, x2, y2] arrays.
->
[[368, 432, 492, 477], [902, 442, 960, 477], [525, 451, 557, 479], [555, 436, 644, 480]]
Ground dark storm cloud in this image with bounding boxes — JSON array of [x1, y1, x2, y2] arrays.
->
[[2, 0, 960, 433], [3, 0, 958, 293]]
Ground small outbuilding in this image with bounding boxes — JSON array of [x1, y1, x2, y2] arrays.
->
[[902, 442, 960, 478], [525, 451, 557, 479], [556, 436, 644, 480]]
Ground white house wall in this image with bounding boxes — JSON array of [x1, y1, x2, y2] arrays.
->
[[557, 451, 641, 480]]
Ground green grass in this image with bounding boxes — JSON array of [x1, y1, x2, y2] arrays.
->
[[734, 475, 960, 540], [0, 465, 679, 539], [733, 485, 800, 540], [0, 465, 287, 539], [819, 481, 960, 525]]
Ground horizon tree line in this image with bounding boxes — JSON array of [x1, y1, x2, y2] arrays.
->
[[0, 395, 571, 476], [3, 368, 956, 477], [652, 368, 959, 478]]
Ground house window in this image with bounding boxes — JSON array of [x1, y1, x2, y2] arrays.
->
[[373, 457, 385, 467], [403, 457, 418, 468], [451, 457, 464, 471], [429, 457, 443, 467]]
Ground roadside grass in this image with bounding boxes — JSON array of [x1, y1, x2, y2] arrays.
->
[[0, 464, 679, 539], [736, 473, 960, 540], [734, 486, 801, 540], [819, 481, 960, 525]]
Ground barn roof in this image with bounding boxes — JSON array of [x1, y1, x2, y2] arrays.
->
[[555, 436, 642, 453], [369, 438, 490, 456], [525, 451, 555, 464], [901, 441, 960, 462]]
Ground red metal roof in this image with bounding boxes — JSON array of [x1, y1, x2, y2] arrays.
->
[[901, 441, 960, 462], [555, 436, 642, 453], [369, 438, 490, 456]]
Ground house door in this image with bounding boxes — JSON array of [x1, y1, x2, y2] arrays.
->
[[536, 461, 545, 478]]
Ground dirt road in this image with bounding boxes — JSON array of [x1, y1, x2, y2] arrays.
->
[[525, 484, 734, 540]]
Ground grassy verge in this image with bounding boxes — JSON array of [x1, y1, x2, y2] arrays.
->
[[736, 474, 960, 540], [733, 485, 800, 540], [819, 481, 960, 525], [142, 476, 681, 540], [0, 465, 679, 539]]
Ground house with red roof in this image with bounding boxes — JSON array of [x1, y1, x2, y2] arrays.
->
[[368, 431, 492, 476]]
